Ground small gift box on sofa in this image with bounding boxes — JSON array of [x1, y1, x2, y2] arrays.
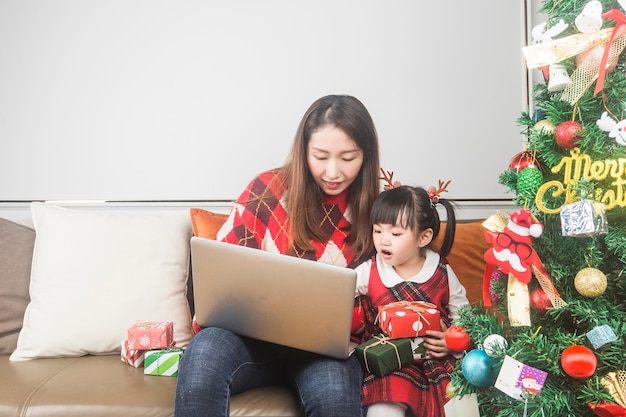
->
[[144, 348, 184, 376], [378, 301, 440, 339], [120, 339, 147, 368], [355, 335, 413, 377], [127, 321, 174, 350]]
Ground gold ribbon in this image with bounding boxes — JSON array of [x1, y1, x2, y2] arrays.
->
[[361, 334, 403, 374], [602, 371, 626, 408], [561, 32, 626, 105], [522, 28, 613, 69], [507, 274, 531, 327]]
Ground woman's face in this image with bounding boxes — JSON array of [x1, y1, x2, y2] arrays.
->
[[307, 125, 364, 195]]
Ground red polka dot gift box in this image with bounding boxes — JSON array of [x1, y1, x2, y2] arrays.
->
[[378, 301, 440, 339]]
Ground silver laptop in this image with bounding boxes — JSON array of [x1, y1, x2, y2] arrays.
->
[[190, 237, 357, 359]]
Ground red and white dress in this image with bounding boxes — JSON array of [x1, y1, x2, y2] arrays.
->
[[354, 252, 469, 417]]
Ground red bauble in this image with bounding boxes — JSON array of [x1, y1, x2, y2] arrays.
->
[[445, 325, 472, 352], [561, 345, 597, 378], [530, 287, 552, 314], [555, 121, 583, 149], [509, 151, 537, 173]]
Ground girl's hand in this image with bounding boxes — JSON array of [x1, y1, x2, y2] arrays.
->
[[423, 319, 452, 359]]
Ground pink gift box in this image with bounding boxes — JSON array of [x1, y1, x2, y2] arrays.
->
[[120, 339, 147, 368], [127, 321, 174, 350], [378, 301, 440, 339]]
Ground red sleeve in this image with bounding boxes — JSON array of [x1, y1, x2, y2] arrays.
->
[[219, 170, 289, 251]]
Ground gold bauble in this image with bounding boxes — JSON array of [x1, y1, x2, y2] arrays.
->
[[533, 119, 557, 135], [574, 267, 607, 298], [445, 381, 456, 399]]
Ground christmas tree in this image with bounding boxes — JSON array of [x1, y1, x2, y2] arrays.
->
[[448, 1, 626, 416]]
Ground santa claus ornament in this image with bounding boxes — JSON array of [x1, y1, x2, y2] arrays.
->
[[483, 210, 566, 326], [484, 209, 544, 285]]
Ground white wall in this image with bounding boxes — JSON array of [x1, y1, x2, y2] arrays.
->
[[0, 1, 529, 219]]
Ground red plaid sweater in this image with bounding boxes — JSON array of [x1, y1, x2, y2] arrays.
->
[[216, 169, 360, 268]]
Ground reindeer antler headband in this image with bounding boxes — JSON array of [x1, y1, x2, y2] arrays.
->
[[379, 168, 401, 190], [427, 180, 451, 204], [380, 168, 451, 205]]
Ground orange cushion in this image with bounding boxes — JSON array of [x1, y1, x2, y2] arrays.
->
[[433, 221, 490, 305], [189, 208, 229, 240]]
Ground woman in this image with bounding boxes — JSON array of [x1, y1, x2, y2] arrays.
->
[[175, 94, 381, 417]]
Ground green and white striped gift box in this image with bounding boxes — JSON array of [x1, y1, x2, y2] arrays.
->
[[143, 349, 184, 376]]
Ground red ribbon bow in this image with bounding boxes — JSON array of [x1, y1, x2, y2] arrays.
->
[[589, 402, 626, 417], [595, 9, 626, 95]]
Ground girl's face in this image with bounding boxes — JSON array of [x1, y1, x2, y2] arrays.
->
[[307, 125, 363, 195], [373, 221, 432, 276]]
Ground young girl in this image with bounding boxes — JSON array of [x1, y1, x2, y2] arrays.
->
[[353, 184, 470, 417], [175, 94, 380, 417]]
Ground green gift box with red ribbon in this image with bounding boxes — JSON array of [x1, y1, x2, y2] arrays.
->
[[355, 335, 413, 377]]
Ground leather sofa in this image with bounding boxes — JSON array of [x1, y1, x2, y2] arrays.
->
[[0, 207, 490, 417]]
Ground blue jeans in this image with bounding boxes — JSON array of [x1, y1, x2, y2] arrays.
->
[[175, 327, 364, 417]]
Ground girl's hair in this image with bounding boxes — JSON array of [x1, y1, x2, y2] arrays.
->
[[370, 185, 457, 258], [278, 95, 380, 263]]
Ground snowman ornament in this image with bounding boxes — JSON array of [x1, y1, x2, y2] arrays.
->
[[597, 111, 626, 146]]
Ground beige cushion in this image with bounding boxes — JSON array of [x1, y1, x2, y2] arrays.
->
[[0, 218, 35, 354], [10, 203, 194, 361]]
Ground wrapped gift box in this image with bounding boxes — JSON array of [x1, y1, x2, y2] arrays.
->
[[378, 301, 440, 339], [120, 339, 147, 368], [410, 337, 431, 360], [560, 200, 608, 237], [355, 335, 413, 377], [144, 349, 184, 376], [127, 321, 174, 350]]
